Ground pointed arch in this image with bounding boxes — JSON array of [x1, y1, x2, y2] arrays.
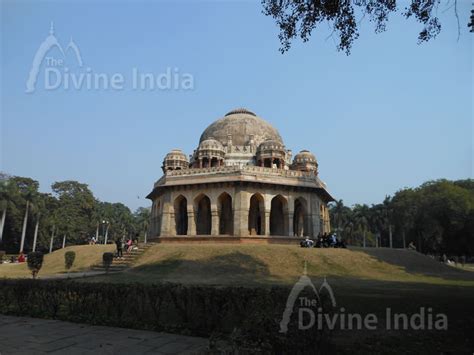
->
[[248, 193, 265, 235], [270, 195, 288, 236], [194, 194, 211, 235], [174, 195, 188, 235], [218, 192, 233, 235]]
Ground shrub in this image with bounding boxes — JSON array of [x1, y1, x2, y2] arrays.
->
[[64, 251, 76, 271], [27, 252, 44, 279], [0, 280, 329, 352], [102, 252, 113, 272]]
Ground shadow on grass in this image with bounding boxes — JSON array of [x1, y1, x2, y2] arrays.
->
[[354, 247, 474, 281], [124, 251, 283, 286]]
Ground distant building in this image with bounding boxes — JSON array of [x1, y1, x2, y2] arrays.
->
[[146, 108, 333, 240]]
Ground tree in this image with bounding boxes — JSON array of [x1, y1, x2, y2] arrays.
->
[[134, 207, 151, 243], [353, 204, 370, 247], [27, 252, 44, 279], [52, 181, 96, 245], [262, 0, 465, 55], [17, 177, 39, 253]]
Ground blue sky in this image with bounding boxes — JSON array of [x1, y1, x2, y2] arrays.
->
[[1, 0, 472, 211]]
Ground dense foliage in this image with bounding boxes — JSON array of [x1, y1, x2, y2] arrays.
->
[[329, 179, 474, 255], [262, 0, 465, 55], [0, 279, 332, 352], [0, 174, 150, 254], [64, 251, 76, 270], [27, 252, 44, 279]]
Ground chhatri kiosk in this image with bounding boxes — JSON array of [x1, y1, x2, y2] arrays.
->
[[147, 108, 333, 242]]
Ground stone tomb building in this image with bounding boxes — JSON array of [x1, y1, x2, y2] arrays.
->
[[147, 108, 333, 240]]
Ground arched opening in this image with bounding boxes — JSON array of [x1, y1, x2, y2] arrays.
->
[[248, 193, 265, 235], [211, 157, 219, 167], [263, 159, 272, 168], [293, 198, 308, 237], [270, 195, 288, 236], [202, 157, 210, 168], [195, 194, 211, 235], [218, 192, 233, 235], [174, 195, 188, 235]]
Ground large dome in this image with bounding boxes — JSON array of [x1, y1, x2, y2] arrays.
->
[[199, 108, 283, 147]]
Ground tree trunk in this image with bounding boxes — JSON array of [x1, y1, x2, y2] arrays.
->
[[49, 226, 55, 253], [389, 224, 393, 248], [62, 234, 66, 249], [144, 230, 147, 244], [95, 223, 99, 242], [402, 230, 406, 249], [32, 217, 40, 252], [104, 224, 110, 245], [0, 207, 6, 243], [375, 232, 379, 248], [363, 230, 366, 248], [19, 201, 29, 253]]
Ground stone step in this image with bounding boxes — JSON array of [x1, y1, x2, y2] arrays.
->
[[91, 265, 128, 271]]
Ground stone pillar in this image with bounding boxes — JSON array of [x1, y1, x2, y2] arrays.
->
[[264, 210, 271, 236], [160, 200, 172, 236], [287, 211, 294, 237], [199, 159, 202, 168], [211, 208, 219, 235], [187, 210, 196, 236], [233, 188, 249, 237], [169, 211, 176, 236]]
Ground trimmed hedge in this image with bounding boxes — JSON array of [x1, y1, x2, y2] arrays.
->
[[0, 280, 330, 352], [65, 251, 76, 270], [102, 252, 113, 272], [27, 252, 44, 279]]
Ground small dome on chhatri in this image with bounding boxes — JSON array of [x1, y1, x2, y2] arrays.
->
[[199, 108, 283, 147], [294, 150, 317, 163], [199, 137, 224, 151], [258, 139, 285, 151], [164, 149, 188, 161]]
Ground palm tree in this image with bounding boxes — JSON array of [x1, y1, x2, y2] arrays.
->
[[0, 200, 6, 244], [353, 204, 370, 247], [383, 196, 393, 248], [0, 176, 9, 244], [49, 225, 56, 253], [330, 200, 346, 236], [19, 200, 30, 253], [31, 196, 46, 252]]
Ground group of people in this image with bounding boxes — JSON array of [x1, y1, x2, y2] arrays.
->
[[0, 252, 26, 264], [300, 233, 346, 248], [114, 238, 137, 258]]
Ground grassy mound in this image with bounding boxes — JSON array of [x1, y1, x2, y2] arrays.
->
[[0, 245, 114, 279], [90, 244, 474, 286]]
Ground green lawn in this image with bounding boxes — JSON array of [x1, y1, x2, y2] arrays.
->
[[86, 243, 474, 287], [0, 245, 115, 279]]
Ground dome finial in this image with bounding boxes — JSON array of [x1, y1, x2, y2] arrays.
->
[[225, 108, 256, 117]]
